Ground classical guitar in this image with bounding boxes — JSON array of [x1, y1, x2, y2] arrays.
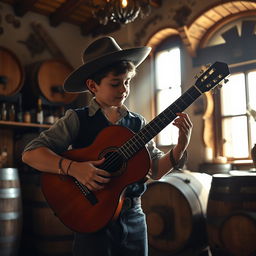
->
[[41, 61, 230, 233]]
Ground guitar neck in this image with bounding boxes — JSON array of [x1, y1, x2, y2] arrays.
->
[[119, 85, 201, 160]]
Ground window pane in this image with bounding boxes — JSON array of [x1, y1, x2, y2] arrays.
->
[[155, 47, 181, 90], [250, 118, 256, 145], [248, 71, 256, 110], [221, 73, 246, 116], [222, 116, 249, 158], [156, 89, 179, 145]]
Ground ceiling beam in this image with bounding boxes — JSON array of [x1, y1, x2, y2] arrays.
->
[[50, 0, 85, 27], [14, 0, 38, 17]]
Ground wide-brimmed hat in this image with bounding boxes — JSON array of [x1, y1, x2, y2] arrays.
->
[[63, 36, 151, 93]]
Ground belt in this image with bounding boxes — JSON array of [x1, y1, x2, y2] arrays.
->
[[122, 197, 141, 211]]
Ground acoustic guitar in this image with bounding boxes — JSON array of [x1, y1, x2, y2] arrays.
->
[[41, 61, 230, 233]]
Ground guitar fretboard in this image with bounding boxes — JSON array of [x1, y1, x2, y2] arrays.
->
[[119, 85, 201, 160]]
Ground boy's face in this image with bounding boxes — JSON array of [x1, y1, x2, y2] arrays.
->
[[89, 71, 134, 108]]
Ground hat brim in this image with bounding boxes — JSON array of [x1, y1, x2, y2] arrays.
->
[[63, 46, 151, 93]]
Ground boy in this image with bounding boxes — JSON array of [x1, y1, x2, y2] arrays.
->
[[22, 36, 193, 256]]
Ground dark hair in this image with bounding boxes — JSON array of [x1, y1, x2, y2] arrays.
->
[[89, 60, 136, 84]]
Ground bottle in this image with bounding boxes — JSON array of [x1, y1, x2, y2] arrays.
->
[[23, 111, 31, 123], [36, 98, 44, 124], [45, 108, 54, 124], [9, 104, 16, 121], [16, 97, 23, 122], [0, 103, 7, 121]]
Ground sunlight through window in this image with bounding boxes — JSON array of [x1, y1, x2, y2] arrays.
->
[[155, 47, 181, 146], [221, 70, 256, 159]]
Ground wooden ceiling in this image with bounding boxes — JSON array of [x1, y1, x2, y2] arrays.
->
[[0, 0, 162, 37]]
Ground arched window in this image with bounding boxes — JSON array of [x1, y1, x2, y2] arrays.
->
[[198, 17, 256, 164], [153, 36, 183, 146]]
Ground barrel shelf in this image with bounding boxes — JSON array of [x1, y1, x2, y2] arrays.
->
[[0, 120, 51, 129]]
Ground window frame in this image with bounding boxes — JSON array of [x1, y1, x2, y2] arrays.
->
[[214, 62, 256, 161], [153, 36, 185, 147]]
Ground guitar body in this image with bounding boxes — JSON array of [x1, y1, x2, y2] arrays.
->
[[41, 125, 151, 233]]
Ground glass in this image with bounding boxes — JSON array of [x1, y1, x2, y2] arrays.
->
[[155, 47, 181, 90], [222, 116, 248, 158], [221, 73, 246, 116]]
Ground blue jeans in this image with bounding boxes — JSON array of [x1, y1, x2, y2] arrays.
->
[[72, 202, 148, 256]]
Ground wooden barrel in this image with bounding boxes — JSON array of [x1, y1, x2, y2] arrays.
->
[[0, 168, 22, 256], [19, 168, 74, 256], [142, 170, 212, 255], [206, 171, 256, 256], [25, 59, 78, 104], [0, 47, 24, 96], [199, 163, 231, 175]]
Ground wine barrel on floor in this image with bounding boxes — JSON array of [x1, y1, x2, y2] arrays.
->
[[19, 168, 74, 256], [142, 170, 212, 256], [0, 168, 22, 256], [206, 171, 256, 256]]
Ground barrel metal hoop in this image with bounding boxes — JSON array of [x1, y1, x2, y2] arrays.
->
[[0, 188, 21, 198], [0, 168, 19, 180], [0, 212, 21, 220]]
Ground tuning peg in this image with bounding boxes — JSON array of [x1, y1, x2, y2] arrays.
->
[[194, 74, 199, 79], [224, 78, 229, 83], [206, 63, 211, 68]]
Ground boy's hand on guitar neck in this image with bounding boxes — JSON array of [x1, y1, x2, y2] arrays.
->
[[172, 112, 193, 161], [68, 158, 111, 191]]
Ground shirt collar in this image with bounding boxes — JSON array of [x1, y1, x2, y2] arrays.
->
[[88, 98, 129, 118]]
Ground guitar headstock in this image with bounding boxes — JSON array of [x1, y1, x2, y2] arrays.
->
[[195, 62, 230, 93]]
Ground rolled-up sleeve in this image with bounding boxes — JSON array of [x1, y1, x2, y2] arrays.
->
[[23, 109, 79, 154]]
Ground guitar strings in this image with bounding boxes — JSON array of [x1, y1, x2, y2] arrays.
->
[[97, 87, 201, 173]]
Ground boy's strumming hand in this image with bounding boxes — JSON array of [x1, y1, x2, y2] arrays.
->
[[68, 158, 111, 191]]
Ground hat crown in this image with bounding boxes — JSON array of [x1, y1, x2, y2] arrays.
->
[[83, 37, 122, 64]]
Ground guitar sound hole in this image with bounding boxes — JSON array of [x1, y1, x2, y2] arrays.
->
[[99, 150, 125, 176]]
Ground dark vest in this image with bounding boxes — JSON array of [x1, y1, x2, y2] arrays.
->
[[72, 107, 147, 197]]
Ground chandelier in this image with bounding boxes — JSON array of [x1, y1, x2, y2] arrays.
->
[[91, 0, 151, 25]]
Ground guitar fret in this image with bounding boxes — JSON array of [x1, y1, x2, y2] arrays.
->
[[118, 147, 129, 159], [179, 96, 188, 105], [122, 143, 134, 157], [173, 102, 183, 112]]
